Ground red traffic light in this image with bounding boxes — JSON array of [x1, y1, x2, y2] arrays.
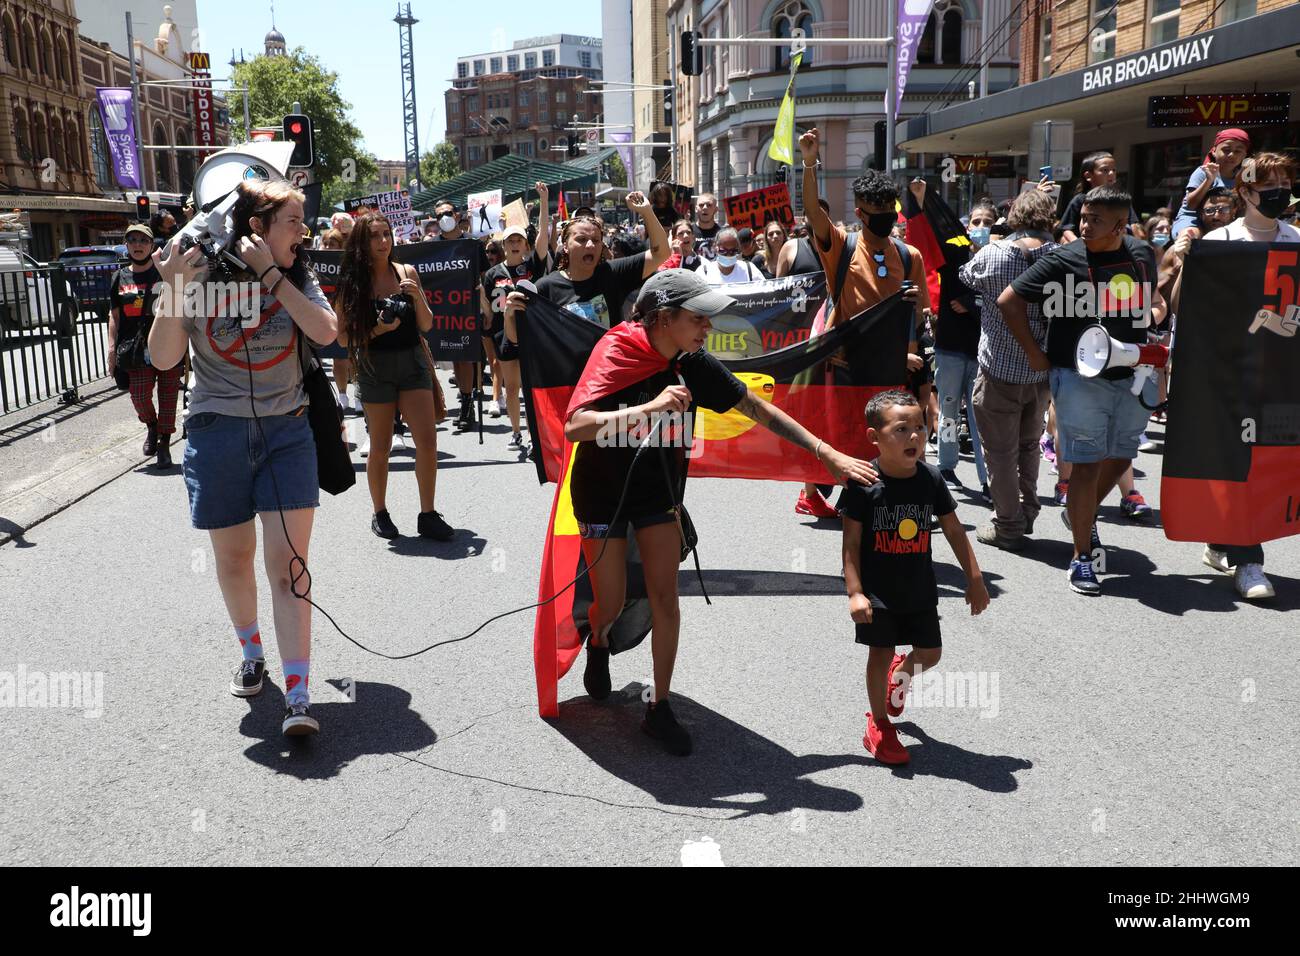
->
[[282, 113, 314, 168], [290, 121, 303, 135]]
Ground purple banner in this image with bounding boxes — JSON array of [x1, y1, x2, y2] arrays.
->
[[96, 88, 141, 190], [894, 0, 932, 121]]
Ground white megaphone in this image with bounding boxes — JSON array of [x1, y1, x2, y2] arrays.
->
[[1074, 324, 1169, 403]]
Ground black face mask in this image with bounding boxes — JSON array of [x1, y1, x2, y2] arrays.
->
[[1253, 187, 1293, 220], [864, 212, 896, 238]]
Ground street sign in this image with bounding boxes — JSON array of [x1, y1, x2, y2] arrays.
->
[[289, 169, 314, 188], [1028, 120, 1074, 182]]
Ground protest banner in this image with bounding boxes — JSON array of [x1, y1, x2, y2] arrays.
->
[[723, 183, 796, 232], [468, 188, 503, 238], [343, 189, 419, 240]]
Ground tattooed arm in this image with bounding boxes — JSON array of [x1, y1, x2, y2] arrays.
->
[[733, 392, 877, 485]]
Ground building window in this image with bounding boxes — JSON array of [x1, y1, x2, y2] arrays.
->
[[917, 14, 936, 64], [518, 113, 529, 126], [2, 14, 16, 67], [474, 59, 485, 76], [468, 145, 481, 162], [525, 52, 537, 70], [579, 51, 591, 68], [457, 62, 468, 78], [175, 128, 193, 193], [772, 1, 814, 72], [941, 9, 962, 64], [450, 117, 460, 130], [508, 54, 519, 71], [519, 90, 529, 107], [22, 23, 35, 72], [556, 90, 567, 104], [518, 141, 533, 157], [1089, 0, 1117, 65], [490, 57, 502, 73], [38, 28, 50, 77], [1040, 13, 1053, 76], [466, 95, 479, 111], [1149, 0, 1180, 46], [539, 108, 548, 122], [543, 49, 555, 67], [1219, 0, 1255, 24], [152, 122, 171, 191]]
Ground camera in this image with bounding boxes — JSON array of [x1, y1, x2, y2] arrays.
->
[[375, 294, 414, 324]]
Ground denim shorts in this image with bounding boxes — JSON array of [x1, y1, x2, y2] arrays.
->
[[1049, 367, 1149, 464], [576, 510, 677, 540], [182, 410, 319, 529]]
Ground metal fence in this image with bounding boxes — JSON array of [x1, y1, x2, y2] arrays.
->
[[64, 260, 119, 320], [0, 264, 110, 415]]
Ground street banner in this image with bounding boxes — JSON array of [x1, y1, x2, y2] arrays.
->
[[903, 185, 970, 311], [95, 88, 142, 190], [895, 0, 932, 121], [1147, 92, 1291, 129], [307, 240, 481, 361], [1162, 241, 1300, 545], [187, 52, 215, 162], [344, 189, 418, 240], [522, 287, 913, 716], [723, 183, 796, 232], [467, 188, 503, 238], [767, 51, 803, 167]]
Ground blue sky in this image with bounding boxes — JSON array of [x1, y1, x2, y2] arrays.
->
[[194, 0, 602, 160]]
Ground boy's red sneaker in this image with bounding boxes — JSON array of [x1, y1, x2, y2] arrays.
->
[[795, 489, 838, 518], [863, 713, 910, 764], [886, 653, 908, 717]]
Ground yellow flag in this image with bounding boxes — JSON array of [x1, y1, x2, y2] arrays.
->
[[767, 52, 803, 167]]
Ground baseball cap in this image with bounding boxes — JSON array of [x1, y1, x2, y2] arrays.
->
[[634, 269, 735, 318], [500, 225, 528, 242], [124, 223, 154, 240]]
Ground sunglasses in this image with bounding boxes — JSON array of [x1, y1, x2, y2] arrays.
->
[[871, 250, 889, 278], [716, 246, 741, 255]]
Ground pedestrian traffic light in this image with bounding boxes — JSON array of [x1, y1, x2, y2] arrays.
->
[[663, 79, 674, 126], [872, 120, 887, 171], [680, 31, 702, 77], [282, 113, 314, 168], [136, 194, 150, 220]]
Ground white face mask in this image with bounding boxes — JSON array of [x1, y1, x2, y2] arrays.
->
[[439, 215, 456, 233], [715, 253, 738, 268]]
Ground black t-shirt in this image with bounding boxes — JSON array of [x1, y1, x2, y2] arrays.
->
[[481, 251, 548, 338], [934, 256, 979, 357], [109, 264, 162, 343], [693, 221, 721, 259], [536, 254, 646, 329], [840, 461, 956, 612], [569, 348, 747, 522], [1059, 193, 1140, 234], [1011, 236, 1157, 380]]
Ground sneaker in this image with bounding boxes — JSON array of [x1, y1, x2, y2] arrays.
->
[[977, 522, 1026, 551], [1039, 433, 1056, 464], [1234, 564, 1275, 601], [1068, 555, 1102, 595], [1053, 480, 1069, 505], [142, 422, 159, 457], [863, 713, 910, 764], [371, 509, 400, 539], [885, 653, 908, 717], [1138, 432, 1157, 453], [448, 374, 457, 388], [1059, 507, 1102, 552], [229, 658, 266, 697], [391, 432, 406, 453], [1202, 545, 1233, 574], [582, 641, 611, 700], [642, 699, 692, 756], [508, 431, 525, 449], [795, 489, 838, 518], [1120, 491, 1153, 520], [416, 510, 455, 541], [282, 703, 319, 736], [358, 432, 371, 458], [496, 398, 508, 418], [939, 468, 961, 491]]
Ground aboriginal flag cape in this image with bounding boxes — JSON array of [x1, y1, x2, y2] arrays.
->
[[520, 290, 914, 716], [1161, 240, 1300, 545], [903, 187, 971, 310]]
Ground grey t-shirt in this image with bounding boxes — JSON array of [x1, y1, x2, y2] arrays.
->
[[181, 269, 334, 418]]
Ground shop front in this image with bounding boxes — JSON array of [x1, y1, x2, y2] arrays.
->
[[3, 195, 135, 259]]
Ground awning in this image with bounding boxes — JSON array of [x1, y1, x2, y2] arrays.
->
[[566, 147, 619, 172], [0, 192, 134, 214], [410, 154, 599, 212], [897, 4, 1300, 154]]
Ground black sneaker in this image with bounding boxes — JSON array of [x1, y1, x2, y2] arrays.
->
[[371, 509, 400, 539], [939, 468, 961, 490], [417, 510, 455, 541], [282, 703, 319, 736], [155, 436, 173, 469], [642, 698, 692, 756], [583, 641, 611, 700], [230, 658, 266, 697], [508, 432, 526, 449]]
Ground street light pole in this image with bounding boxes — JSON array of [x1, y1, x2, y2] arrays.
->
[[125, 12, 146, 190], [885, 1, 897, 174]]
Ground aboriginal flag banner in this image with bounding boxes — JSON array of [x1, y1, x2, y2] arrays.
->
[[1162, 241, 1300, 545], [520, 280, 913, 716], [903, 187, 971, 310]]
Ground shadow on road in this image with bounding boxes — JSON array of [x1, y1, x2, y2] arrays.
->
[[0, 516, 35, 547], [239, 679, 436, 780], [680, 566, 1004, 599], [548, 682, 871, 817], [885, 721, 1033, 791]]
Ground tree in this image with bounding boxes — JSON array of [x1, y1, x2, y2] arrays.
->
[[232, 48, 377, 209], [418, 142, 461, 191], [605, 152, 627, 188]]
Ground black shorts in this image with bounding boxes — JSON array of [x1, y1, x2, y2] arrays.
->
[[576, 509, 676, 540], [855, 607, 941, 649]]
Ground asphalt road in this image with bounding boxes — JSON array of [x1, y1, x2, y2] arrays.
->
[[2, 379, 1297, 866]]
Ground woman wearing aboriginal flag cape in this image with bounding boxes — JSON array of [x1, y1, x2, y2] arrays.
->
[[553, 269, 878, 755]]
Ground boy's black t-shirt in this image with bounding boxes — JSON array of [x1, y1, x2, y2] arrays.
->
[[1010, 235, 1157, 380], [536, 254, 645, 329], [840, 461, 956, 612], [109, 264, 162, 343], [569, 348, 747, 523], [480, 251, 548, 338]]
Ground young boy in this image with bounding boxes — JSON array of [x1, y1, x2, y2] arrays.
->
[[841, 390, 990, 764]]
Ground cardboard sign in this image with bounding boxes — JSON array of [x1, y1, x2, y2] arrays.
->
[[723, 183, 795, 232], [501, 198, 529, 231], [1148, 92, 1291, 128], [467, 188, 503, 238], [343, 189, 418, 240]]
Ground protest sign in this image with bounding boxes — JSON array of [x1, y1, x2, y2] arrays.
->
[[723, 183, 796, 232], [468, 188, 503, 238], [343, 189, 418, 240]]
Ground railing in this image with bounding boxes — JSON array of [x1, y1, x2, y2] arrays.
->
[[0, 264, 109, 415], [63, 260, 119, 320]]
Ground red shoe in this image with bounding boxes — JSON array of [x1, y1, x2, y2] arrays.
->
[[863, 713, 910, 764], [886, 653, 908, 717], [795, 489, 838, 518]]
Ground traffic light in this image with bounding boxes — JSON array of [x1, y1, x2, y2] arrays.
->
[[136, 194, 150, 220], [282, 113, 314, 168], [663, 79, 674, 126], [872, 120, 887, 171], [568, 134, 579, 159], [680, 30, 702, 77]]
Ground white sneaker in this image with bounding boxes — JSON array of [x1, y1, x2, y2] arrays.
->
[[1138, 432, 1156, 452], [1202, 546, 1232, 574], [391, 433, 406, 452], [1234, 564, 1274, 600], [358, 430, 371, 458], [497, 398, 508, 417], [489, 401, 503, 418]]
